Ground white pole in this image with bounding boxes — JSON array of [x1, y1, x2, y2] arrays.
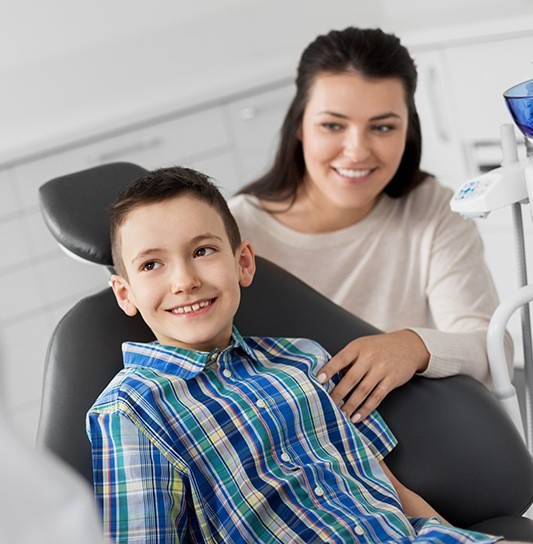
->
[[487, 285, 533, 444]]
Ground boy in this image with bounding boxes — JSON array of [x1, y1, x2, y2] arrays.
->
[[87, 166, 503, 543]]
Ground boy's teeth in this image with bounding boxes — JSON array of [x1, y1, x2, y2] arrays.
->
[[173, 300, 211, 314], [337, 168, 371, 178]]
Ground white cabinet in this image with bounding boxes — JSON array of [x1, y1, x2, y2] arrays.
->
[[0, 168, 19, 218], [223, 83, 294, 187], [444, 35, 533, 143], [412, 34, 533, 184], [443, 35, 533, 175], [11, 106, 233, 212], [188, 153, 240, 197], [413, 49, 470, 190]]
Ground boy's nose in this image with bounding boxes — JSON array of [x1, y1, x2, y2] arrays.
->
[[170, 267, 201, 294]]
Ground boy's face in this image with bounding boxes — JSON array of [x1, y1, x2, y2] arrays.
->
[[111, 194, 255, 352]]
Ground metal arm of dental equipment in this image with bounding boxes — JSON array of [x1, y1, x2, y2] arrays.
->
[[451, 122, 532, 448]]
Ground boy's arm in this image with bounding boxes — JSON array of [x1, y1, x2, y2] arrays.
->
[[88, 410, 187, 543], [380, 461, 448, 524]]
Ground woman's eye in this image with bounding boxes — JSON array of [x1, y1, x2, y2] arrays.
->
[[142, 261, 160, 271], [322, 122, 344, 132], [194, 247, 215, 258], [372, 124, 395, 133]]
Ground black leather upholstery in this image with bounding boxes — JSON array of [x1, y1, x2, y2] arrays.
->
[[36, 162, 533, 540], [39, 162, 147, 266]]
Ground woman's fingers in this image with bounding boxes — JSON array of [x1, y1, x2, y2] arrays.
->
[[343, 377, 391, 422], [318, 330, 430, 420]]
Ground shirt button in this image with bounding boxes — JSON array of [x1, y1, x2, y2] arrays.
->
[[314, 486, 324, 497], [280, 453, 291, 462], [354, 525, 364, 536], [256, 399, 266, 409], [207, 350, 219, 362], [222, 369, 231, 378]]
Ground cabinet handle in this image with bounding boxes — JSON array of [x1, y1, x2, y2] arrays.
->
[[239, 106, 257, 120], [88, 136, 162, 165], [427, 66, 450, 143]]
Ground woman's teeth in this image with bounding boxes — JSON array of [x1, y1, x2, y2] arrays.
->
[[172, 300, 212, 314], [336, 168, 371, 178]]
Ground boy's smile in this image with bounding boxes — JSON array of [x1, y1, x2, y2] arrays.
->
[[167, 298, 214, 315], [111, 194, 255, 352]]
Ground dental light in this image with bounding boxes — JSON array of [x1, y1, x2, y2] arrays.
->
[[450, 78, 533, 448]]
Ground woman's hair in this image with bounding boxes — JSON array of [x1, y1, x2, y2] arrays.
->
[[238, 27, 428, 202]]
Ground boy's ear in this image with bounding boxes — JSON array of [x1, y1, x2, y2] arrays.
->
[[110, 274, 138, 317], [237, 241, 256, 288]]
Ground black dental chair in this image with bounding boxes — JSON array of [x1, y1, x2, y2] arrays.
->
[[37, 162, 533, 541]]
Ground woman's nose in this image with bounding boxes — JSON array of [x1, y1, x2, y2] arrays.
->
[[343, 130, 371, 161]]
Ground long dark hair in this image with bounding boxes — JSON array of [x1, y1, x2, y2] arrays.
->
[[238, 27, 428, 202]]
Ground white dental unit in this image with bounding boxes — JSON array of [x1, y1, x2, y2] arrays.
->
[[450, 79, 533, 448]]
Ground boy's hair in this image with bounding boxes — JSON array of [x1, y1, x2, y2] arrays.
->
[[109, 166, 242, 277]]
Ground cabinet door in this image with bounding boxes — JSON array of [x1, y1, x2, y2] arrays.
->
[[12, 106, 231, 211], [443, 35, 533, 173], [0, 168, 19, 219], [223, 82, 294, 189], [413, 49, 470, 190], [187, 152, 240, 198]]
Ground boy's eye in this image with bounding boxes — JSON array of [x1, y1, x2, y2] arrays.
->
[[142, 261, 161, 271], [194, 247, 215, 258]]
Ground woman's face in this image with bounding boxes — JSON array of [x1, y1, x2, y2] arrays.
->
[[299, 71, 409, 222]]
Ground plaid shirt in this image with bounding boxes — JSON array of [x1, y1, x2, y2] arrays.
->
[[87, 328, 499, 543]]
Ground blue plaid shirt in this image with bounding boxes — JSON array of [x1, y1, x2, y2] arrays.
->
[[87, 328, 499, 543]]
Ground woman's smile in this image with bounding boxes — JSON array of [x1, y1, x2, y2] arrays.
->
[[298, 71, 408, 228], [332, 166, 378, 183]]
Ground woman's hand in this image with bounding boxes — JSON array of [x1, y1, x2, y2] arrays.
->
[[317, 330, 430, 422]]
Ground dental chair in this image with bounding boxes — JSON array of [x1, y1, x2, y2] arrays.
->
[[37, 162, 533, 541]]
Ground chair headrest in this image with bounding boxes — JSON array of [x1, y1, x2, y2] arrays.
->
[[39, 162, 147, 267]]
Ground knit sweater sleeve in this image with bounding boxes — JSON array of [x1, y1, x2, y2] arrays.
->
[[410, 186, 513, 386]]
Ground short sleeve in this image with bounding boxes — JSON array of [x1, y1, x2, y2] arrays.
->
[[410, 517, 501, 542], [87, 410, 187, 543], [353, 410, 397, 460]]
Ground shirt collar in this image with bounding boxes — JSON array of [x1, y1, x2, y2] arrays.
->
[[122, 326, 257, 379]]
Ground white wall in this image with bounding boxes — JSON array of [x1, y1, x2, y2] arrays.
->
[[1, 0, 383, 157], [380, 0, 533, 33], [1, 1, 259, 68]]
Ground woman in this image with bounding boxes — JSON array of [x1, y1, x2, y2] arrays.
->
[[229, 27, 513, 422]]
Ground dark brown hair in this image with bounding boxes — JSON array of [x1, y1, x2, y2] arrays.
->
[[110, 166, 241, 276], [238, 27, 428, 203]]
